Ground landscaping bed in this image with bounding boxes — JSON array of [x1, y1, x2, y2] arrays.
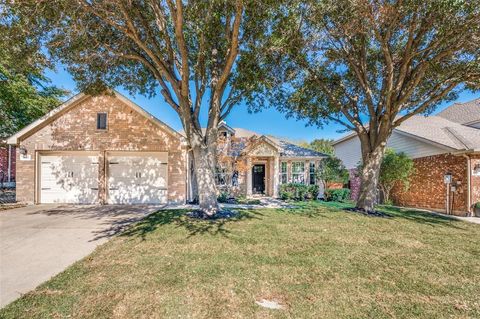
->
[[1, 201, 479, 318]]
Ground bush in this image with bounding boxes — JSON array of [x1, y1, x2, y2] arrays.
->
[[279, 183, 319, 201], [217, 191, 229, 203], [324, 188, 350, 202]]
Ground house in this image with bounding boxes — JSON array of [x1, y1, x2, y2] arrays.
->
[[333, 98, 480, 216], [0, 142, 15, 188], [6, 91, 326, 205], [195, 123, 328, 200]]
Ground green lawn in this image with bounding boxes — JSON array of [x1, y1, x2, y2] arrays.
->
[[2, 202, 479, 318]]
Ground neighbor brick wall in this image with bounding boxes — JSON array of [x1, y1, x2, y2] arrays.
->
[[0, 145, 16, 183], [391, 154, 468, 216], [470, 155, 480, 209], [348, 168, 361, 201], [16, 94, 186, 204]]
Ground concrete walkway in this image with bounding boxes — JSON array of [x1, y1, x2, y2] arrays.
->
[[0, 204, 159, 308]]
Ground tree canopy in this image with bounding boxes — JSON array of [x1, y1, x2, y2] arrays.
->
[[0, 5, 66, 138], [251, 0, 480, 211], [8, 0, 282, 215], [300, 139, 335, 156]]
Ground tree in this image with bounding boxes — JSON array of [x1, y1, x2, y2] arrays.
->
[[0, 4, 66, 138], [300, 139, 335, 156], [318, 156, 349, 190], [11, 0, 279, 216], [378, 149, 414, 204], [252, 0, 480, 211]]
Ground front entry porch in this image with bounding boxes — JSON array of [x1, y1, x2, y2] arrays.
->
[[246, 156, 279, 197]]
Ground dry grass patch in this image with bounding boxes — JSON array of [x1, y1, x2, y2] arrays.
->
[[1, 202, 479, 318]]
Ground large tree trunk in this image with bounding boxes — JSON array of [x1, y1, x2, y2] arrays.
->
[[191, 144, 219, 216], [356, 144, 387, 212]]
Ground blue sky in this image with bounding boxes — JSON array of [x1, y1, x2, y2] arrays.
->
[[45, 67, 479, 143]]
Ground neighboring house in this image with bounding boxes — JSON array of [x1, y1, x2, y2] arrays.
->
[[6, 91, 326, 205], [0, 142, 16, 187], [333, 98, 480, 216]]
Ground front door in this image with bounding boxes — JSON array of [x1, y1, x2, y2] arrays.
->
[[252, 164, 265, 194]]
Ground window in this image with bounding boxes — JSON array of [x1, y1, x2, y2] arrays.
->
[[232, 171, 239, 186], [280, 162, 287, 184], [292, 162, 305, 183], [309, 162, 316, 185], [97, 113, 107, 130], [215, 166, 228, 186]]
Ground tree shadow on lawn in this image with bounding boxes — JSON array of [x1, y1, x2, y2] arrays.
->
[[382, 206, 467, 229], [276, 201, 468, 229], [120, 209, 264, 240]]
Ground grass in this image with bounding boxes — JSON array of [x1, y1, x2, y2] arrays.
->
[[1, 201, 479, 318]]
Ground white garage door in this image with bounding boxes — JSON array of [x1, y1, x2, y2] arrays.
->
[[107, 153, 168, 204], [39, 154, 99, 204]]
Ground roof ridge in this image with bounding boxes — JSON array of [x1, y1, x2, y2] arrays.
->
[[442, 127, 470, 150]]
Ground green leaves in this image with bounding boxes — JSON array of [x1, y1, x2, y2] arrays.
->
[[0, 4, 67, 138]]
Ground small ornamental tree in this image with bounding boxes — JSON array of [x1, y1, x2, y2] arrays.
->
[[9, 0, 281, 216], [379, 149, 414, 204], [318, 156, 349, 190]]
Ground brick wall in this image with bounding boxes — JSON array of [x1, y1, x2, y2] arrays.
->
[[16, 94, 186, 204], [348, 168, 361, 201], [0, 144, 16, 183], [470, 155, 480, 209], [391, 154, 468, 215]]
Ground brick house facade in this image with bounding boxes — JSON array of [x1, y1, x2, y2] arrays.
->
[[8, 92, 187, 204], [333, 99, 480, 217]]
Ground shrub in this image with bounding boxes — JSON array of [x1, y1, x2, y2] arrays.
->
[[324, 188, 351, 202], [475, 202, 480, 209], [279, 183, 319, 201], [217, 191, 229, 203]]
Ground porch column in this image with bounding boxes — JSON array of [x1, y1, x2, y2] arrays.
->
[[273, 156, 280, 197], [246, 157, 252, 196]]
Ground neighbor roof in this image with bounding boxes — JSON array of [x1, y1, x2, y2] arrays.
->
[[437, 99, 480, 125], [333, 113, 480, 152]]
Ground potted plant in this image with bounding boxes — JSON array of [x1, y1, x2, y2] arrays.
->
[[474, 202, 480, 217]]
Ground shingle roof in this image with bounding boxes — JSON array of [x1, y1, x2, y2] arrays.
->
[[437, 99, 480, 125], [228, 128, 327, 158], [395, 115, 480, 150]]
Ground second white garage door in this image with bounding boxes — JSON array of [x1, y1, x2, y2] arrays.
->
[[107, 152, 168, 204]]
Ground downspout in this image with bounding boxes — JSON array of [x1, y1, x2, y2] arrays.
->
[[462, 154, 471, 216], [7, 145, 12, 183]]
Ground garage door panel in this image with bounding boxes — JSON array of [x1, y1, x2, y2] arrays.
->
[[39, 155, 99, 204], [107, 153, 168, 204]]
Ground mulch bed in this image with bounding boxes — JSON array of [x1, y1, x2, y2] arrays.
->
[[343, 207, 392, 218], [187, 209, 239, 220]]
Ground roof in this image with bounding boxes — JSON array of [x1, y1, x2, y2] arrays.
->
[[333, 101, 480, 152], [395, 115, 480, 151], [7, 90, 184, 144], [437, 99, 480, 125], [228, 127, 328, 158]]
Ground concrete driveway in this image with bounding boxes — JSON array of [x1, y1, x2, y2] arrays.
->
[[0, 204, 160, 308]]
